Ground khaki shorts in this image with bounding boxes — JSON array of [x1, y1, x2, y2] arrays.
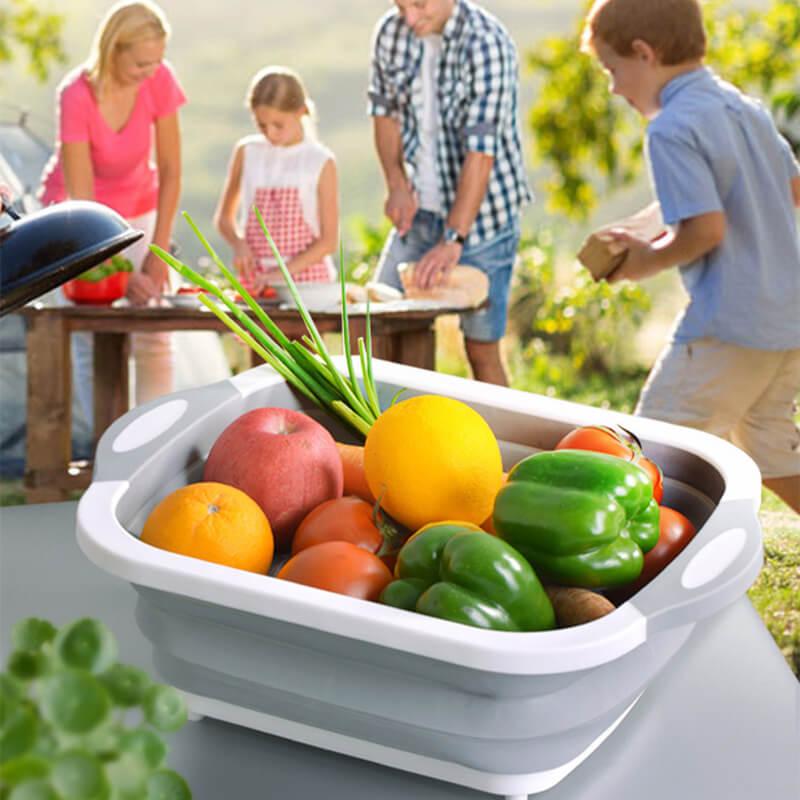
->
[[635, 338, 800, 479]]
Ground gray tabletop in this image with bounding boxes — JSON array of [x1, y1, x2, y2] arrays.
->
[[1, 501, 798, 799]]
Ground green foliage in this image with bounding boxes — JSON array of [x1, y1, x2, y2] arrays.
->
[[0, 0, 66, 86], [526, 0, 800, 219], [748, 488, 800, 678], [344, 216, 393, 283], [1, 617, 191, 800], [509, 230, 651, 377]]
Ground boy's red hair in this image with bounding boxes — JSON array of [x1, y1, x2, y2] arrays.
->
[[581, 0, 706, 65]]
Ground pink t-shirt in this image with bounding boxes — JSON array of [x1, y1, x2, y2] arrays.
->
[[38, 61, 186, 218]]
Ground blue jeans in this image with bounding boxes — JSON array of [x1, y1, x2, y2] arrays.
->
[[375, 210, 520, 342]]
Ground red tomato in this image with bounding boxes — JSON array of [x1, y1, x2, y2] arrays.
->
[[607, 505, 697, 604], [292, 496, 407, 571], [260, 286, 277, 299], [636, 456, 664, 505], [276, 540, 393, 601], [177, 286, 203, 294], [293, 496, 384, 555], [554, 425, 664, 503]]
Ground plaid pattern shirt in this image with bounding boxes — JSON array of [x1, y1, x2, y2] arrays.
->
[[367, 0, 532, 247]]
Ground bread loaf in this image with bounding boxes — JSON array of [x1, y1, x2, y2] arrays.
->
[[399, 263, 489, 307]]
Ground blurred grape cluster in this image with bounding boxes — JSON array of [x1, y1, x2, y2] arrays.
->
[[0, 617, 191, 800]]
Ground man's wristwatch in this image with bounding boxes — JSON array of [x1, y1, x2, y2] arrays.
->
[[443, 227, 466, 247]]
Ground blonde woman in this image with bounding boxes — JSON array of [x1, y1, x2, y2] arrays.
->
[[214, 65, 339, 293], [39, 0, 184, 413]]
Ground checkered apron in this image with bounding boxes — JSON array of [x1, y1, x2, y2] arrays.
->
[[240, 134, 336, 287]]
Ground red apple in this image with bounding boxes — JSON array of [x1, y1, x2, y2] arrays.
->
[[203, 407, 343, 550]]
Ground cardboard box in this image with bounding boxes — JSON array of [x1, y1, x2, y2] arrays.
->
[[578, 204, 668, 281]]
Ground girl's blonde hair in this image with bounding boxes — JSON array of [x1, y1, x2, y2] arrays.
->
[[581, 0, 706, 65], [87, 1, 170, 89], [246, 65, 318, 137]]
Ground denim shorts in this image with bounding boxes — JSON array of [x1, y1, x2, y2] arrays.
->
[[375, 209, 521, 342]]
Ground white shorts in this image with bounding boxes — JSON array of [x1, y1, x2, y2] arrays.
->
[[635, 337, 800, 479]]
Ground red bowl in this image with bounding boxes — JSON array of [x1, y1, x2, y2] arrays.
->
[[62, 271, 130, 305]]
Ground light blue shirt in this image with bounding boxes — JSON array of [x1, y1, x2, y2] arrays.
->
[[646, 67, 800, 349]]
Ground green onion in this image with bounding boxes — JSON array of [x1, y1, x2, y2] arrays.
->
[[149, 210, 383, 439]]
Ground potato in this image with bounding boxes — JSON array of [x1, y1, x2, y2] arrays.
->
[[544, 585, 616, 628]]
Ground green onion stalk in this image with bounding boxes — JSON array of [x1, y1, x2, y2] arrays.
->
[[149, 208, 383, 439]]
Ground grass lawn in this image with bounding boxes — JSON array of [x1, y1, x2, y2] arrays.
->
[[748, 489, 800, 677]]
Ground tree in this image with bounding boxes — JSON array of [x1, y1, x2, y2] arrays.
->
[[525, 0, 800, 220], [0, 0, 66, 86]]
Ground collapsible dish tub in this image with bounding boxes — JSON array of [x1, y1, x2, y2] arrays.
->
[[76, 359, 764, 799]]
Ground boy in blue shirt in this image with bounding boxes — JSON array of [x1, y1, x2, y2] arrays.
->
[[581, 0, 800, 514]]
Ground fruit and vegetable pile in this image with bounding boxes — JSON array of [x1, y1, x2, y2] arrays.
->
[[140, 405, 696, 632], [139, 212, 698, 634]]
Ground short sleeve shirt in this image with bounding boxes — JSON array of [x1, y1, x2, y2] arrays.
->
[[367, 0, 532, 247], [38, 61, 186, 218], [646, 68, 800, 349]]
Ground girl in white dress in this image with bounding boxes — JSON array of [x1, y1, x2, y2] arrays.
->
[[214, 65, 339, 292]]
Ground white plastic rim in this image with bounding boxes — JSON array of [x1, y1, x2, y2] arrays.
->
[[681, 528, 747, 589], [112, 398, 189, 453], [76, 480, 649, 676]]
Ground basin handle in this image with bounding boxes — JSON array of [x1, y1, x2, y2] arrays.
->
[[629, 498, 763, 633]]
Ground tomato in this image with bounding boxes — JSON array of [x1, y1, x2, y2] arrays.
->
[[554, 425, 664, 504], [292, 496, 407, 570], [177, 286, 203, 294], [636, 456, 664, 504], [293, 496, 383, 554], [606, 505, 697, 604], [260, 286, 277, 299], [276, 540, 393, 601]]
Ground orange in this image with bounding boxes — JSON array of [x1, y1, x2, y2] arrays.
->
[[363, 395, 503, 531], [140, 482, 274, 574]]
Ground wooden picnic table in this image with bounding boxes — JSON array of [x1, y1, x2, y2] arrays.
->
[[18, 299, 466, 503]]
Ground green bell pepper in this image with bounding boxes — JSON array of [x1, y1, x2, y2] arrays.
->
[[492, 449, 660, 589], [379, 522, 556, 632]]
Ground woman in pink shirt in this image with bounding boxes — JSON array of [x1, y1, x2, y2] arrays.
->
[[39, 0, 184, 413]]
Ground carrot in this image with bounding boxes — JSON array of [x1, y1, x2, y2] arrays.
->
[[479, 471, 509, 535], [544, 586, 615, 628], [336, 442, 375, 502]]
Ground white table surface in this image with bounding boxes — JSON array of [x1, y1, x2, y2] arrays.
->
[[1, 501, 798, 799]]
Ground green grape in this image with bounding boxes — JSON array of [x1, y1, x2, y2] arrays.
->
[[103, 751, 149, 799], [0, 702, 38, 760], [6, 778, 61, 800], [50, 751, 110, 800], [0, 755, 50, 786], [141, 688, 187, 734], [81, 716, 122, 756], [39, 672, 110, 734], [99, 665, 151, 708], [117, 729, 166, 770], [11, 620, 57, 654], [7, 651, 51, 683], [0, 673, 25, 705], [31, 724, 59, 759], [144, 769, 191, 800], [53, 620, 117, 674]]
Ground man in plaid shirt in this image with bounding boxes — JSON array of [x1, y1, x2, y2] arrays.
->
[[368, 0, 532, 385]]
